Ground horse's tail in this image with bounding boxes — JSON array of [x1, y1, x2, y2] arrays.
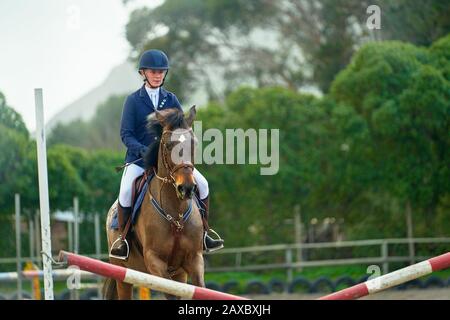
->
[[102, 278, 118, 300]]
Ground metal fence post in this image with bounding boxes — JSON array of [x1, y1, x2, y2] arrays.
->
[[381, 241, 389, 274], [28, 217, 35, 264], [294, 205, 302, 272], [34, 211, 42, 268], [286, 248, 293, 283], [71, 197, 80, 300], [94, 213, 102, 299], [235, 252, 242, 268], [74, 197, 79, 254], [15, 194, 22, 300]]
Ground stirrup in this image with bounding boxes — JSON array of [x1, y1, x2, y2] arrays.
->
[[203, 229, 224, 253], [109, 236, 130, 261], [208, 229, 223, 241]]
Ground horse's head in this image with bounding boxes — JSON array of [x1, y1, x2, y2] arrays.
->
[[145, 106, 198, 200]]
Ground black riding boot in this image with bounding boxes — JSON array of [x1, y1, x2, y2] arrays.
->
[[200, 196, 224, 253], [109, 203, 132, 260]]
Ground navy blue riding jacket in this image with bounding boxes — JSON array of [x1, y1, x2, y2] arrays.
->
[[120, 84, 182, 168]]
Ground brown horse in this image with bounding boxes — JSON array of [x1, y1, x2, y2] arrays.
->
[[103, 106, 205, 299]]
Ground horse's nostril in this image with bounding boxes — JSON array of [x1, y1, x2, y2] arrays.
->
[[177, 185, 184, 194], [186, 186, 195, 197]]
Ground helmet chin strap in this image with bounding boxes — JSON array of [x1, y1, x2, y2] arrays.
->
[[141, 70, 168, 88]]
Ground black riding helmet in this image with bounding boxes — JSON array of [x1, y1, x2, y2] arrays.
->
[[139, 49, 169, 87]]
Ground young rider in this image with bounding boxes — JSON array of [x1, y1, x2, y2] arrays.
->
[[110, 49, 224, 259]]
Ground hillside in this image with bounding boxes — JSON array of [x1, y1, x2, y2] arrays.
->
[[45, 61, 142, 132]]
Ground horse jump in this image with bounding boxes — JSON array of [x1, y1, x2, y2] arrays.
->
[[58, 250, 247, 300], [319, 252, 450, 300]]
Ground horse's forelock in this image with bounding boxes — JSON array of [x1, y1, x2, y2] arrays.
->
[[164, 109, 188, 130], [144, 108, 190, 170]]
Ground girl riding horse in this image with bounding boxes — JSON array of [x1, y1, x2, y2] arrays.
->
[[110, 49, 224, 260]]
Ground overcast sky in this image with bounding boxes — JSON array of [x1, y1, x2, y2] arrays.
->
[[0, 0, 161, 131]]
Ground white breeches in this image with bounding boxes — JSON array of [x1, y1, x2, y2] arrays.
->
[[193, 168, 209, 200], [118, 164, 209, 207]]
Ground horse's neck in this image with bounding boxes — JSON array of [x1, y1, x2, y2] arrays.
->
[[150, 168, 189, 218]]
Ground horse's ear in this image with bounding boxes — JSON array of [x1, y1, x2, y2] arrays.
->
[[185, 105, 196, 127], [155, 110, 165, 124]]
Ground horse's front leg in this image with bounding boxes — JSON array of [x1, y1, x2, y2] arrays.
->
[[165, 271, 188, 300], [184, 253, 205, 288], [143, 250, 178, 299], [143, 249, 168, 277]]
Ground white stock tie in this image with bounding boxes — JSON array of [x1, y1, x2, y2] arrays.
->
[[151, 93, 158, 108]]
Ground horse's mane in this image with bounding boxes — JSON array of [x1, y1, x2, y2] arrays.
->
[[144, 108, 188, 170]]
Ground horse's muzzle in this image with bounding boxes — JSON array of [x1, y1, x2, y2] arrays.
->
[[176, 184, 196, 200]]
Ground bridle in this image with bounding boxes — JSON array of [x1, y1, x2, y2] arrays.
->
[[152, 128, 196, 195], [148, 127, 197, 277]]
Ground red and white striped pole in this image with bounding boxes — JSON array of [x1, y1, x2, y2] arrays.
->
[[58, 251, 247, 300], [319, 252, 450, 300]]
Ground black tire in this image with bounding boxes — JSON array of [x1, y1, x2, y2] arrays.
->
[[357, 275, 370, 284], [396, 279, 423, 290], [310, 277, 335, 293], [80, 288, 100, 300], [268, 279, 286, 293], [423, 276, 445, 289], [287, 277, 311, 294], [205, 281, 222, 291], [334, 276, 355, 291], [56, 289, 72, 300], [222, 281, 241, 295], [244, 280, 270, 295], [150, 290, 163, 298]]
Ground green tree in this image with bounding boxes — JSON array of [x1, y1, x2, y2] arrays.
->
[[125, 0, 450, 98], [378, 0, 450, 46], [84, 150, 123, 214], [47, 120, 90, 148], [0, 91, 28, 136], [196, 87, 345, 245], [0, 125, 30, 214], [330, 38, 450, 233]]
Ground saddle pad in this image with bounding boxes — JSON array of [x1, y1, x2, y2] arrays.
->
[[110, 172, 154, 230]]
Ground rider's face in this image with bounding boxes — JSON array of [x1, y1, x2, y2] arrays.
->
[[142, 69, 166, 88]]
